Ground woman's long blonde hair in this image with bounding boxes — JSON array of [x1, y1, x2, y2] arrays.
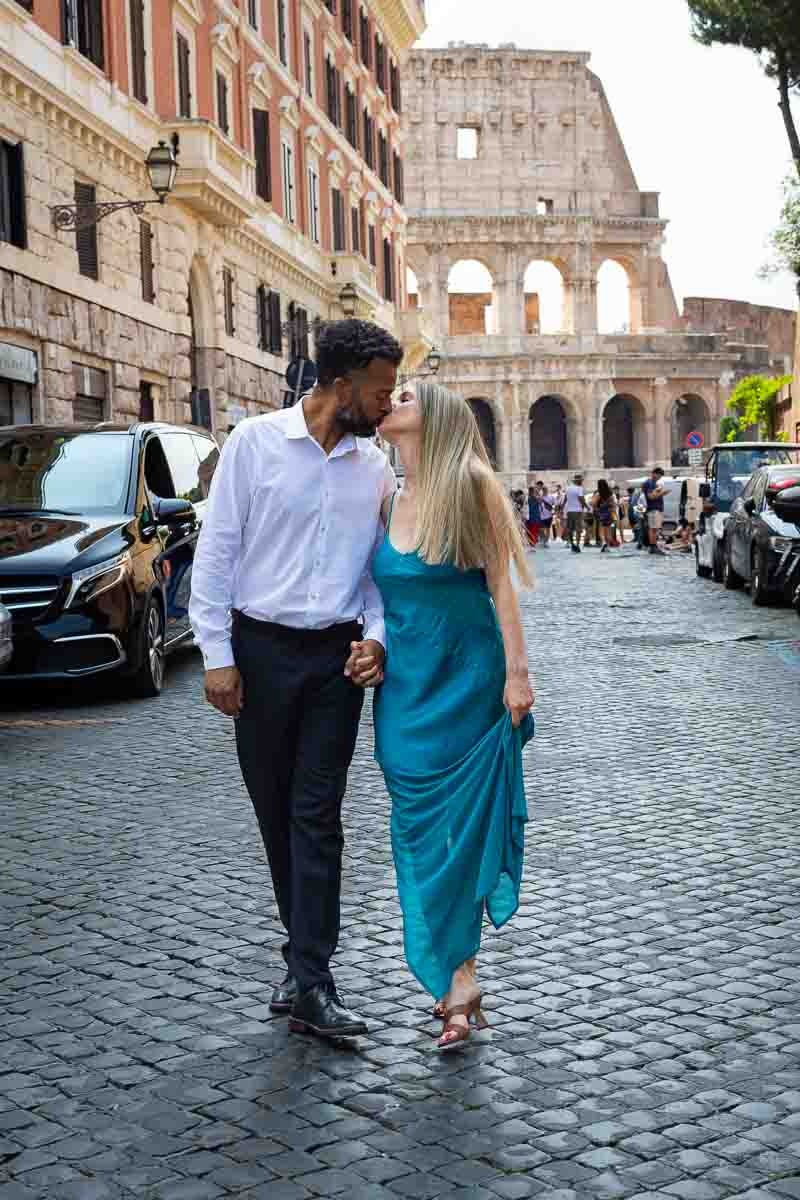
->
[[413, 383, 533, 588]]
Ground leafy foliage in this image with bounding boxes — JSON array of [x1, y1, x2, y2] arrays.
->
[[724, 373, 793, 441], [760, 176, 800, 286]]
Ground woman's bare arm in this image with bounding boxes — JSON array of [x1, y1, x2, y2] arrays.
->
[[485, 552, 534, 727]]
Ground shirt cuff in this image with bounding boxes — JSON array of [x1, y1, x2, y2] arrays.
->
[[362, 618, 386, 650], [200, 641, 236, 670]]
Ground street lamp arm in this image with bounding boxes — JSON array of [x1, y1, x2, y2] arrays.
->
[[50, 198, 163, 232]]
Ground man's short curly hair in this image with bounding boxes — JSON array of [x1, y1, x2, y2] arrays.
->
[[314, 319, 403, 387]]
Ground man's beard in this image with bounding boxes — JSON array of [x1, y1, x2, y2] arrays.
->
[[337, 410, 377, 437]]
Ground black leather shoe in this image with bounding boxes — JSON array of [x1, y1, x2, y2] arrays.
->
[[289, 983, 368, 1039], [269, 974, 297, 1014]]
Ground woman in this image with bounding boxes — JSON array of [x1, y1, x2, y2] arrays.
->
[[552, 483, 565, 541], [537, 484, 555, 547], [373, 384, 535, 1051], [591, 478, 618, 552]]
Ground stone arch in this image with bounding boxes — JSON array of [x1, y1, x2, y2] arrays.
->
[[597, 259, 633, 334], [467, 397, 498, 467], [671, 392, 712, 465], [529, 395, 568, 470], [448, 259, 496, 335], [406, 265, 419, 303], [603, 393, 647, 469], [523, 259, 566, 334], [188, 255, 217, 431]]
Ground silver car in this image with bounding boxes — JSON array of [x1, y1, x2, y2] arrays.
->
[[0, 603, 12, 672]]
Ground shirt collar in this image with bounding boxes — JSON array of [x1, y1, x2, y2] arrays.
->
[[286, 397, 357, 457]]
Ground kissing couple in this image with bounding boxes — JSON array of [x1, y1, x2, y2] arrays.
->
[[189, 319, 534, 1051]]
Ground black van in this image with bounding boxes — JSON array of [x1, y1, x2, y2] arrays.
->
[[0, 422, 219, 696]]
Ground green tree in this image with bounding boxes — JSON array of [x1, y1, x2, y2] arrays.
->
[[760, 175, 800, 292], [724, 373, 793, 441], [688, 1, 800, 176]]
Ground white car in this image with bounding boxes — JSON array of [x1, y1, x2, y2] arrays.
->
[[627, 475, 683, 527], [0, 602, 12, 672], [695, 442, 800, 582]]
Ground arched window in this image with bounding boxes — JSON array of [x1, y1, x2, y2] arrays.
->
[[467, 397, 497, 467], [406, 265, 419, 305], [523, 261, 564, 334], [529, 396, 568, 470], [603, 394, 646, 469], [597, 260, 631, 334], [448, 260, 495, 335]]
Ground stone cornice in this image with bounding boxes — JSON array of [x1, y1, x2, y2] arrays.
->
[[373, 0, 426, 53], [408, 212, 668, 234], [226, 225, 334, 305]]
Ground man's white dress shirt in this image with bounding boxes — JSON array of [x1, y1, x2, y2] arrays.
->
[[189, 401, 396, 671]]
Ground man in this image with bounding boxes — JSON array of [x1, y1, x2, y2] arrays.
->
[[564, 472, 586, 553], [189, 319, 403, 1040], [642, 466, 667, 556]]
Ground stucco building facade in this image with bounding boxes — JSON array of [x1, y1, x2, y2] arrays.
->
[[0, 0, 429, 434], [403, 44, 796, 484]]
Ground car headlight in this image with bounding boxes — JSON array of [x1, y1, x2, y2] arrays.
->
[[66, 552, 132, 609], [769, 536, 800, 553]]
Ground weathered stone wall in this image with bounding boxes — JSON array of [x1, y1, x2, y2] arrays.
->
[[449, 293, 493, 335], [684, 297, 796, 367]]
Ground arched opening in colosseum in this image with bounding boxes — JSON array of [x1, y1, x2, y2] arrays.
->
[[448, 260, 496, 336], [603, 394, 646, 469], [523, 261, 565, 334], [597, 260, 632, 334], [406, 266, 419, 308], [529, 396, 568, 470], [467, 398, 497, 467], [671, 394, 711, 466]]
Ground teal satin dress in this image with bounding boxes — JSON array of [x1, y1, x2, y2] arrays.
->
[[373, 500, 534, 1001]]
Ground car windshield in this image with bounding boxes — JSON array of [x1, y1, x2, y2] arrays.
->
[[715, 447, 798, 503], [0, 432, 132, 514]]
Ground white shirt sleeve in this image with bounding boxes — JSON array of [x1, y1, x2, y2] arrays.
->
[[189, 426, 253, 670], [360, 459, 396, 648]]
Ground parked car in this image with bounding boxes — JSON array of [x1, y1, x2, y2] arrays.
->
[[721, 465, 800, 604], [0, 602, 12, 672], [772, 485, 800, 616], [695, 442, 800, 583], [0, 422, 219, 695], [626, 476, 683, 527]]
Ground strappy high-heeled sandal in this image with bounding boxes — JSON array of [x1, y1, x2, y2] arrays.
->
[[437, 995, 489, 1052], [432, 998, 447, 1020]]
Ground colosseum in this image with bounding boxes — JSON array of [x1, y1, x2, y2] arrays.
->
[[403, 43, 796, 485]]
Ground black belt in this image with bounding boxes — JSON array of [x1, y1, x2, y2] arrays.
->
[[233, 610, 361, 643]]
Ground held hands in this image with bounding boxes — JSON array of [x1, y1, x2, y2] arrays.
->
[[504, 674, 534, 728], [344, 639, 386, 689], [205, 665, 244, 717]]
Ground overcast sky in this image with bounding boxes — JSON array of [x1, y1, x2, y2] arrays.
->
[[418, 0, 799, 317]]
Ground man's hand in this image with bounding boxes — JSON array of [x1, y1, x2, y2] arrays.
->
[[205, 666, 244, 716], [504, 675, 534, 728], [344, 640, 385, 689]]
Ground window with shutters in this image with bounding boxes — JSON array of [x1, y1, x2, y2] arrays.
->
[[223, 267, 235, 336], [288, 304, 309, 358], [139, 219, 155, 303], [342, 0, 353, 41], [325, 56, 341, 128], [216, 71, 229, 135], [345, 85, 358, 150], [281, 137, 296, 223], [393, 150, 403, 204], [268, 290, 282, 353], [139, 381, 154, 422], [129, 0, 147, 103], [72, 364, 107, 424], [378, 130, 389, 187], [332, 188, 345, 252], [256, 284, 269, 351], [383, 238, 393, 302], [276, 0, 289, 68], [0, 140, 27, 250], [351, 205, 360, 255], [74, 181, 99, 279], [0, 381, 34, 425], [359, 7, 370, 67], [368, 223, 376, 267], [375, 35, 385, 92], [176, 31, 192, 117], [307, 162, 320, 245], [303, 29, 314, 98], [247, 0, 257, 29], [257, 287, 283, 354], [390, 60, 401, 113], [253, 108, 272, 203], [63, 0, 104, 69], [363, 109, 374, 169]]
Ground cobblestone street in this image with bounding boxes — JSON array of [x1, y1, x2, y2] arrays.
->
[[2, 544, 800, 1200]]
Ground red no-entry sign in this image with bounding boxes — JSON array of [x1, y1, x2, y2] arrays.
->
[[686, 431, 704, 449]]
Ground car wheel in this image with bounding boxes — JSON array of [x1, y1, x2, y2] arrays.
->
[[695, 543, 712, 579], [712, 540, 725, 583], [751, 549, 772, 606], [129, 597, 165, 698], [723, 543, 743, 590]]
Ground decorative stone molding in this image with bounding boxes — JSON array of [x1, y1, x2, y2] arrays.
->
[[247, 61, 272, 98], [279, 94, 300, 129], [304, 124, 325, 155], [211, 22, 240, 63]]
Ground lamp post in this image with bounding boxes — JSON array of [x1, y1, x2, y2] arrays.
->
[[398, 345, 442, 388], [51, 137, 180, 232], [338, 282, 358, 318]]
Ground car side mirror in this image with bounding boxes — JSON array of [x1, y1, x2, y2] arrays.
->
[[154, 497, 196, 527], [743, 498, 756, 515], [773, 485, 800, 525], [699, 483, 711, 499]]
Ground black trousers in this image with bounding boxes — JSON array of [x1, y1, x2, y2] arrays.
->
[[232, 612, 364, 993]]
